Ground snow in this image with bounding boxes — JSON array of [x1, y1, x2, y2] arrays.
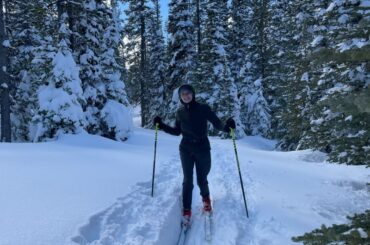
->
[[100, 99, 133, 140], [215, 45, 226, 56], [213, 64, 224, 76], [52, 47, 83, 97], [254, 79, 262, 87], [79, 48, 95, 65], [2, 40, 11, 47], [352, 130, 367, 137], [326, 2, 337, 12], [177, 20, 194, 28], [317, 79, 325, 86], [37, 85, 84, 123], [337, 38, 370, 52], [338, 14, 349, 24], [85, 0, 97, 11], [30, 44, 86, 141], [356, 228, 368, 238], [1, 129, 369, 245], [300, 72, 309, 82], [339, 152, 348, 158], [311, 118, 324, 125], [311, 36, 323, 47], [326, 83, 352, 94]]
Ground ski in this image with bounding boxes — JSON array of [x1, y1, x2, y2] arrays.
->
[[204, 211, 213, 242], [176, 221, 190, 245]]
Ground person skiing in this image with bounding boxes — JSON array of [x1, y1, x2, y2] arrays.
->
[[153, 84, 236, 224]]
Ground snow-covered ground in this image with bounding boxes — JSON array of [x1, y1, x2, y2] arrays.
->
[[1, 127, 369, 245]]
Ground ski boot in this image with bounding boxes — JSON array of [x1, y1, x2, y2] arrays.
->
[[202, 196, 212, 213], [182, 209, 192, 227]]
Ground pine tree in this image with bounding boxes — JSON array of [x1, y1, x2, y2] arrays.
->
[[289, 0, 335, 151], [99, 1, 132, 140], [193, 0, 207, 55], [229, 0, 250, 90], [167, 0, 195, 88], [274, 0, 329, 150], [228, 0, 271, 137], [249, 0, 269, 84], [195, 0, 243, 137], [5, 0, 132, 142], [264, 0, 298, 141], [145, 0, 167, 127], [229, 0, 249, 135], [8, 0, 62, 141], [241, 78, 271, 136], [31, 3, 85, 141], [229, 0, 270, 137], [123, 0, 150, 126], [192, 0, 207, 85], [7, 0, 42, 141], [75, 0, 106, 135], [165, 0, 196, 122], [67, 0, 132, 140], [299, 0, 370, 165], [292, 210, 370, 244]]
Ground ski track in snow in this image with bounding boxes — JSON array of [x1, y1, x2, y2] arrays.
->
[[70, 154, 184, 245], [70, 140, 370, 245], [70, 143, 256, 245]]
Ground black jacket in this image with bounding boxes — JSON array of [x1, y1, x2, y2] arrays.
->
[[161, 99, 228, 152]]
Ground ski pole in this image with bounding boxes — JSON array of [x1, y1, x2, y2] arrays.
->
[[151, 123, 159, 197], [230, 128, 249, 218]]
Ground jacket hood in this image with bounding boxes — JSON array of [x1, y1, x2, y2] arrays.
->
[[178, 84, 196, 105]]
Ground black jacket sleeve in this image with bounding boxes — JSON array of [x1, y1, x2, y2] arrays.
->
[[161, 112, 181, 136], [205, 105, 227, 132]]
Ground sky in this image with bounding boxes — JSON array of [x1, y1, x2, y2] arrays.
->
[[119, 0, 169, 30], [160, 0, 169, 25]]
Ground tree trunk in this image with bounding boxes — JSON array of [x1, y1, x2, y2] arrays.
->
[[258, 0, 269, 78], [57, 0, 65, 19], [57, 0, 68, 31], [195, 0, 201, 54], [154, 0, 160, 29], [67, 1, 75, 51], [140, 0, 147, 127], [0, 0, 11, 142]]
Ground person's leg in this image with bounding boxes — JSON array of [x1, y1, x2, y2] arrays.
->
[[180, 149, 195, 211], [194, 150, 211, 198]]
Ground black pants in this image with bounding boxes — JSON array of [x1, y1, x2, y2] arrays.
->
[[180, 148, 211, 210]]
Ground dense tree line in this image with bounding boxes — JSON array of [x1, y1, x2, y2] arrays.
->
[[1, 0, 132, 142], [0, 0, 369, 166]]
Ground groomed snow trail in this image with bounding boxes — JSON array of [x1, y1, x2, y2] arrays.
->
[[70, 142, 255, 245], [185, 142, 254, 245], [70, 137, 370, 245]]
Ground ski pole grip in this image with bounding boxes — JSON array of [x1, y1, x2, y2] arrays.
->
[[230, 127, 234, 139]]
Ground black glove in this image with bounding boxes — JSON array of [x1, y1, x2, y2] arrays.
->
[[224, 118, 236, 132], [153, 116, 162, 128]]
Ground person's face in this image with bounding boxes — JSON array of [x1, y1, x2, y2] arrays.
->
[[180, 90, 193, 104]]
